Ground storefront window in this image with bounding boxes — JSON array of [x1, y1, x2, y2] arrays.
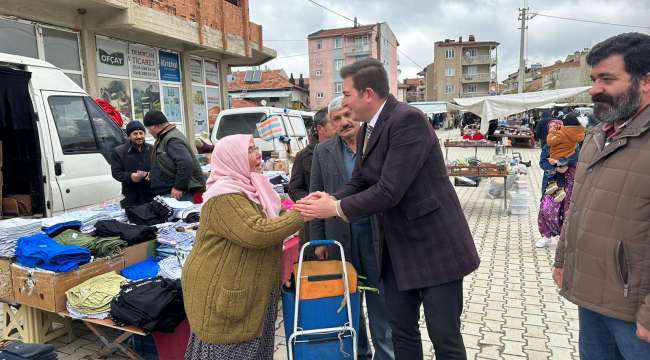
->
[[0, 18, 38, 58], [132, 80, 160, 121], [97, 77, 132, 120], [191, 58, 222, 133], [96, 36, 183, 125], [42, 27, 81, 71]]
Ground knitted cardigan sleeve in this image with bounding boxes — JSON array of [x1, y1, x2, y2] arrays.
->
[[209, 193, 304, 250]]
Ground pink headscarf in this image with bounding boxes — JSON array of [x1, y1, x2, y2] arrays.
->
[[202, 134, 281, 218]]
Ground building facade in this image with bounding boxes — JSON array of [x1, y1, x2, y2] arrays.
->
[[418, 62, 436, 101], [433, 35, 498, 101], [307, 23, 399, 110], [401, 78, 425, 103], [228, 69, 310, 110], [0, 0, 275, 138]]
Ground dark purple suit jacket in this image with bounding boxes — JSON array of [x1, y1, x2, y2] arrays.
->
[[334, 95, 479, 291]]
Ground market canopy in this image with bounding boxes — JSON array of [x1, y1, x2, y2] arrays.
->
[[410, 101, 462, 115], [453, 86, 590, 133]]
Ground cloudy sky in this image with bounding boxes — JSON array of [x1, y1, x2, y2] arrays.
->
[[243, 0, 650, 82]]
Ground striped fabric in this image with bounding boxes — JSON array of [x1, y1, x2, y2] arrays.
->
[[256, 116, 284, 141]]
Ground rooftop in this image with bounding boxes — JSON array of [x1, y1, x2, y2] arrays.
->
[[308, 24, 376, 39], [228, 70, 308, 92]]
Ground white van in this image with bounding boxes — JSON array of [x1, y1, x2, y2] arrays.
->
[[0, 53, 126, 217], [210, 107, 312, 159]]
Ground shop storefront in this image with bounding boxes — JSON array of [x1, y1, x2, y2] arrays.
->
[[95, 36, 185, 128]]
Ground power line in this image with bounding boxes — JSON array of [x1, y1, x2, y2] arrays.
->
[[531, 13, 650, 32], [307, 0, 356, 23]]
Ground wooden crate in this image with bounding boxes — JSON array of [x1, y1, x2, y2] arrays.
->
[[0, 258, 15, 304], [11, 255, 125, 313]]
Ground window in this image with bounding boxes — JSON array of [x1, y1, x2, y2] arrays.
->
[[333, 37, 343, 49], [316, 92, 324, 99], [225, 0, 241, 6], [335, 82, 342, 94], [334, 59, 344, 71], [216, 113, 266, 139], [315, 69, 322, 77], [0, 18, 38, 58], [467, 84, 478, 93], [445, 84, 455, 94], [466, 48, 478, 57], [316, 40, 322, 50], [190, 57, 222, 132], [445, 49, 455, 59], [445, 68, 455, 77], [353, 35, 369, 47], [49, 96, 126, 156], [466, 66, 478, 75]]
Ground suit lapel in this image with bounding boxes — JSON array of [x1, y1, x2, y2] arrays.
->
[[363, 95, 397, 159], [326, 136, 348, 180]]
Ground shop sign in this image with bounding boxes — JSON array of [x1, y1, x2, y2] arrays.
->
[[129, 44, 158, 80], [159, 51, 181, 82], [96, 37, 129, 77]]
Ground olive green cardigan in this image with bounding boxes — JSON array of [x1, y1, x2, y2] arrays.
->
[[181, 193, 303, 344]]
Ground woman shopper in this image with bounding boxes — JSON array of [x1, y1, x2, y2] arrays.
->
[[182, 134, 308, 359]]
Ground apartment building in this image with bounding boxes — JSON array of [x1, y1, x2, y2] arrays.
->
[[307, 23, 399, 110], [418, 62, 436, 101], [433, 35, 499, 101], [402, 77, 426, 103], [0, 0, 274, 137]]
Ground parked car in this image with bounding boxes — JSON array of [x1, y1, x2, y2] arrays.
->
[[210, 107, 312, 160], [0, 53, 126, 217]]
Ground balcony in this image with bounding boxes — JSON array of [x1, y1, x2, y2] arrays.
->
[[461, 73, 492, 83], [344, 44, 371, 56], [462, 54, 494, 65], [460, 92, 490, 98]]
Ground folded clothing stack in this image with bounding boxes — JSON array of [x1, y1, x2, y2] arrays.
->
[[160, 197, 196, 220], [0, 218, 42, 258], [16, 234, 91, 272], [122, 257, 160, 281], [54, 230, 127, 257], [66, 271, 126, 319], [156, 226, 194, 258], [41, 220, 82, 237], [110, 277, 185, 333], [94, 220, 157, 246], [0, 341, 57, 360], [126, 197, 174, 226], [158, 256, 182, 280]]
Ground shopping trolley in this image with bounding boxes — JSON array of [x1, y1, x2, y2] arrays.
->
[[282, 240, 360, 360]]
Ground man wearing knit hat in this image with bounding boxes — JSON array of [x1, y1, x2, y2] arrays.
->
[[143, 110, 206, 201], [110, 121, 154, 208]]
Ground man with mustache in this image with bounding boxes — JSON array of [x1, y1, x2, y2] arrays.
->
[[553, 32, 650, 359], [309, 96, 394, 360], [110, 121, 154, 208]]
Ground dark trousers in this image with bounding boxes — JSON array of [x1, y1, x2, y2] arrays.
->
[[382, 251, 466, 360]]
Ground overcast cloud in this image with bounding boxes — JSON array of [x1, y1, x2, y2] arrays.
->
[[243, 0, 650, 82]]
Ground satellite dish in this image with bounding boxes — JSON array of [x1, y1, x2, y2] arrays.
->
[[261, 99, 267, 106], [465, 51, 471, 57]]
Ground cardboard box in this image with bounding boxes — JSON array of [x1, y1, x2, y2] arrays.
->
[[11, 255, 125, 312], [122, 240, 156, 268], [0, 258, 15, 304]]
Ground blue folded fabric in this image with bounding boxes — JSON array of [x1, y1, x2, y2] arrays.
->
[[16, 233, 91, 272], [121, 257, 160, 280], [42, 221, 82, 237]]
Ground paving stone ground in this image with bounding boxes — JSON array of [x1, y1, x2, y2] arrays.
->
[[9, 128, 580, 359]]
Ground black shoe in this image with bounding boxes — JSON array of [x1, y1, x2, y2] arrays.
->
[[520, 160, 531, 167]]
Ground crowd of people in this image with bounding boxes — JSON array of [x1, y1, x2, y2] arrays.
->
[[105, 32, 650, 360]]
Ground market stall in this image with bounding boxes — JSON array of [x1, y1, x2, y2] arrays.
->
[[452, 86, 590, 133]]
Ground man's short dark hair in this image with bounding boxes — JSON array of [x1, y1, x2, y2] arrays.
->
[[309, 107, 328, 144], [587, 32, 650, 82], [340, 58, 389, 99]]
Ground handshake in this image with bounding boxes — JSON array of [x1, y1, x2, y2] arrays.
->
[[292, 191, 340, 222]]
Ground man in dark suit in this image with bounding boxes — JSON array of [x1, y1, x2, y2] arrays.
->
[[296, 58, 479, 360], [310, 96, 394, 360]]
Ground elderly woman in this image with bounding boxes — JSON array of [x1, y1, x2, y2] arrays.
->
[[182, 134, 307, 359]]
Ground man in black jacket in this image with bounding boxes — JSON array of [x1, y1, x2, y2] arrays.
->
[[288, 108, 336, 246], [110, 121, 154, 208], [144, 111, 206, 201]]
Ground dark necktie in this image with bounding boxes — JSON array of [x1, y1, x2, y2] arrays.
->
[[363, 124, 374, 155]]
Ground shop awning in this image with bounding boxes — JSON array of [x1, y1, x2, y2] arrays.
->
[[453, 86, 590, 132], [409, 101, 461, 115]]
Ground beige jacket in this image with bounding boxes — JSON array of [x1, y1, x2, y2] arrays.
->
[[555, 105, 650, 328]]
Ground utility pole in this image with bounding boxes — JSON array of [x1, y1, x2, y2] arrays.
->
[[517, 6, 528, 93]]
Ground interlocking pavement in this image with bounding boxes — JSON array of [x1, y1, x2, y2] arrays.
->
[[11, 128, 580, 359]]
